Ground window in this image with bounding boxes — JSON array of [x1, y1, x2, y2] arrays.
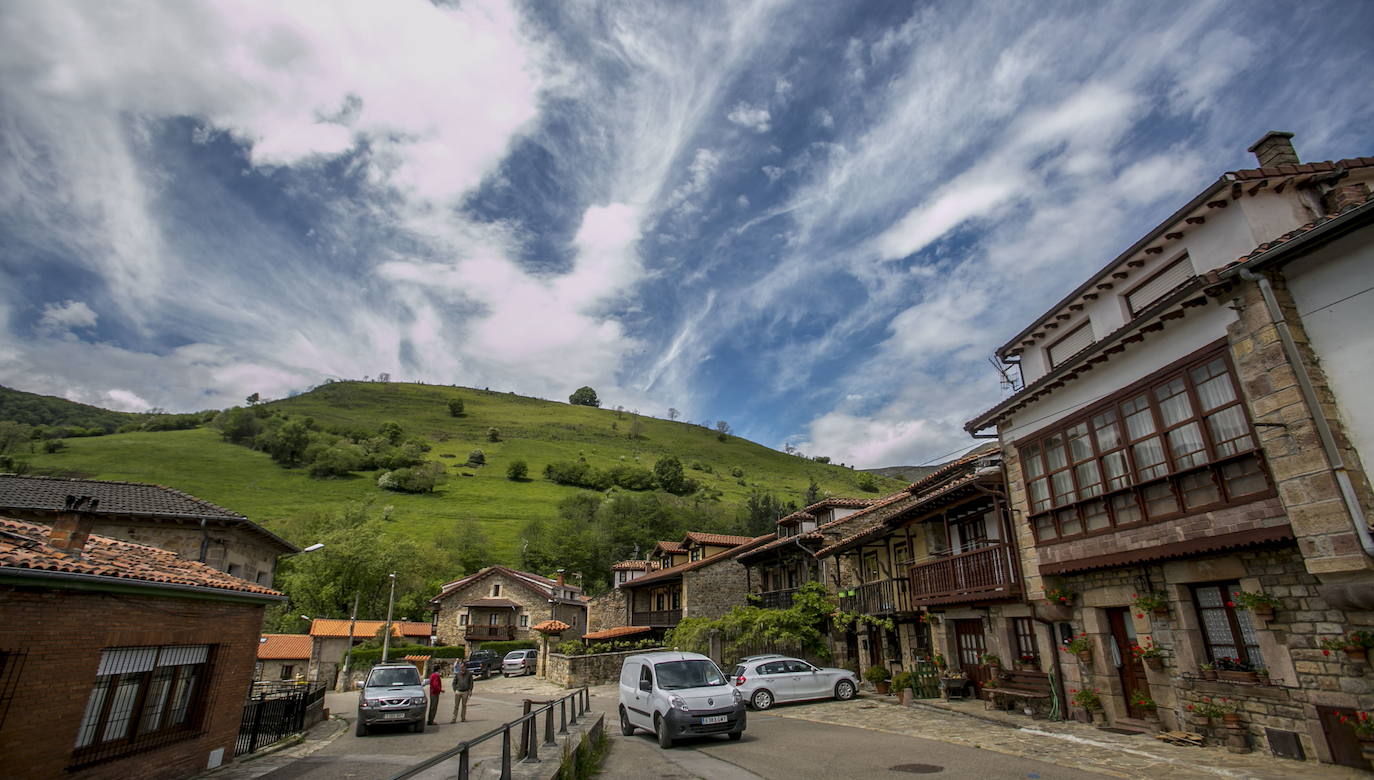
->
[[1126, 258, 1193, 316], [690, 547, 703, 561], [459, 613, 468, 626], [519, 614, 528, 628], [1012, 618, 1039, 667], [74, 645, 212, 765], [1048, 323, 1094, 368], [1019, 345, 1269, 543], [279, 664, 294, 680], [1192, 583, 1263, 667], [671, 590, 681, 609], [617, 571, 628, 584], [491, 584, 501, 597]]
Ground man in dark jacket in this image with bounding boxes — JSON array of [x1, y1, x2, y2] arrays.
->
[[451, 663, 474, 723]]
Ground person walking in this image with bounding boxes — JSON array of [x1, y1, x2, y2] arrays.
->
[[451, 661, 474, 723], [426, 668, 443, 725]]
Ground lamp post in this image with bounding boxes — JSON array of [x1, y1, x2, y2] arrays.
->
[[381, 573, 398, 663]]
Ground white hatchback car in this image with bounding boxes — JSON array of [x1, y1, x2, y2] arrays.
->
[[730, 656, 859, 710], [618, 651, 746, 748]]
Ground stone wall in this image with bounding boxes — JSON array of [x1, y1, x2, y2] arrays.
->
[[587, 588, 626, 632], [683, 558, 748, 620], [433, 571, 586, 650], [545, 647, 665, 688]]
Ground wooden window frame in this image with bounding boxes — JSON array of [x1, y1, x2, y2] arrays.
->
[[1012, 617, 1039, 666], [1191, 581, 1262, 667], [1016, 340, 1273, 546], [72, 646, 214, 767]]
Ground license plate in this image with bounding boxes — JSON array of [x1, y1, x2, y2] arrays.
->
[[701, 715, 728, 725], [383, 713, 407, 720]]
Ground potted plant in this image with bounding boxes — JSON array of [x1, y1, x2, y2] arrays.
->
[[1216, 697, 1241, 727], [1232, 590, 1280, 621], [1130, 690, 1160, 726], [1071, 687, 1105, 725], [1063, 632, 1093, 663], [1199, 661, 1217, 681], [980, 652, 1002, 677], [1132, 591, 1170, 618], [1188, 696, 1228, 728], [1321, 630, 1374, 663], [1338, 710, 1374, 764], [933, 653, 947, 671], [1130, 639, 1165, 671], [1255, 666, 1271, 686], [1015, 653, 1040, 671], [1214, 656, 1258, 683], [865, 664, 892, 695], [1045, 586, 1075, 606], [891, 671, 915, 705]]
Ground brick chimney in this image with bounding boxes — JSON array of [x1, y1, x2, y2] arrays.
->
[[1248, 131, 1299, 167], [49, 495, 100, 556], [556, 571, 565, 586]]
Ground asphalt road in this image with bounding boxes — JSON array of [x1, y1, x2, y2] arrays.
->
[[247, 680, 1110, 780]]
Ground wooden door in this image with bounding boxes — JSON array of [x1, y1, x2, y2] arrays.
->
[[954, 619, 989, 690], [1107, 608, 1150, 719], [867, 626, 883, 668], [1318, 706, 1366, 768]]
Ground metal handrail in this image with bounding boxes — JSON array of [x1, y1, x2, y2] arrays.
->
[[387, 687, 591, 780]]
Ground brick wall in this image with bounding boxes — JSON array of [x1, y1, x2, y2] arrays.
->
[[0, 585, 264, 780]]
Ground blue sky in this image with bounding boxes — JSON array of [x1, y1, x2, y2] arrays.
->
[[2, 0, 1372, 468]]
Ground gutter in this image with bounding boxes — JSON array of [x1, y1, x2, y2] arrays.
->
[[0, 566, 286, 604]]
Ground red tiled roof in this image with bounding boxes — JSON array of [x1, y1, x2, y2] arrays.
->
[[736, 531, 824, 561], [1225, 190, 1374, 269], [653, 540, 686, 553], [309, 619, 431, 639], [581, 625, 654, 641], [0, 516, 283, 598], [258, 634, 312, 660], [815, 489, 913, 532], [777, 511, 814, 526], [611, 560, 657, 571], [906, 443, 999, 493], [683, 532, 755, 547], [464, 597, 519, 609], [432, 565, 584, 605], [1228, 157, 1374, 182], [815, 472, 995, 557], [803, 497, 879, 511], [532, 619, 571, 633], [624, 534, 776, 587]]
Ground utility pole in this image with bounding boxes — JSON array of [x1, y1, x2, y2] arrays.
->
[[381, 573, 397, 663], [339, 592, 360, 690]]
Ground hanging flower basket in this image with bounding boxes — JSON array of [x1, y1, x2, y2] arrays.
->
[[1232, 590, 1280, 622], [1131, 591, 1169, 618], [1144, 655, 1165, 671], [1199, 664, 1218, 681]]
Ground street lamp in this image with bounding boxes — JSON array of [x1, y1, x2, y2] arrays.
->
[[381, 573, 398, 663], [299, 543, 325, 554]]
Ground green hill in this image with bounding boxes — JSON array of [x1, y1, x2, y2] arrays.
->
[[11, 381, 904, 562], [0, 385, 138, 432]]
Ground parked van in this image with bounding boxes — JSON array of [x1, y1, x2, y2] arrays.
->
[[618, 651, 745, 748]]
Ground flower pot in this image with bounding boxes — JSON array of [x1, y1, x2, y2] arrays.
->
[[1344, 646, 1368, 663], [1151, 605, 1170, 618], [1252, 605, 1275, 622], [1091, 710, 1108, 726], [1217, 670, 1259, 684], [1077, 650, 1092, 663], [1144, 656, 1164, 671], [1222, 712, 1242, 727], [1191, 715, 1212, 731], [875, 681, 890, 695], [1201, 669, 1218, 681]]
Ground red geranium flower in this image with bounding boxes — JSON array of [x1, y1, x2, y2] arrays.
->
[[1225, 601, 1235, 608], [1323, 649, 1332, 656]]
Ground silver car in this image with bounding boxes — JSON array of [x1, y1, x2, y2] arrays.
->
[[502, 649, 538, 677], [356, 663, 427, 736], [730, 656, 858, 710]]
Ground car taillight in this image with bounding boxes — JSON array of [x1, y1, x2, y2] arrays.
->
[[735, 675, 746, 686]]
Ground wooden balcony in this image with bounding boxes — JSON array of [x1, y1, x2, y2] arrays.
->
[[465, 624, 516, 641], [631, 609, 682, 627], [907, 542, 1020, 606], [758, 588, 799, 609], [837, 578, 912, 616]]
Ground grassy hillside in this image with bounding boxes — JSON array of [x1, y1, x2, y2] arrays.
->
[[0, 385, 137, 432], [17, 382, 904, 562]]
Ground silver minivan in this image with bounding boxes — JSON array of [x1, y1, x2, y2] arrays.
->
[[618, 651, 745, 748]]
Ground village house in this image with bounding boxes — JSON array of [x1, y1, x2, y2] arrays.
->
[[585, 559, 659, 635], [615, 534, 774, 635], [430, 565, 588, 653], [0, 474, 298, 587], [306, 618, 432, 690], [255, 634, 312, 683], [0, 511, 283, 780], [965, 133, 1374, 766], [736, 497, 880, 609]]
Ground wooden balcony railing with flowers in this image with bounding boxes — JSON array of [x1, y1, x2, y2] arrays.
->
[[907, 542, 1020, 606], [837, 578, 913, 615]]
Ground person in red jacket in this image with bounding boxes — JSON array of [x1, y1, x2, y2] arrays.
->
[[426, 669, 443, 725]]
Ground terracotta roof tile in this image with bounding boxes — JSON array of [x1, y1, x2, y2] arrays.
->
[[803, 497, 879, 511], [0, 516, 284, 598], [309, 619, 431, 638], [736, 531, 823, 560], [814, 472, 993, 557], [532, 619, 571, 633], [905, 443, 999, 493], [1226, 191, 1374, 267], [776, 511, 814, 525], [1227, 156, 1374, 181], [581, 625, 654, 641], [258, 634, 312, 660], [432, 565, 584, 605], [682, 532, 754, 547], [610, 560, 657, 571], [653, 540, 686, 553]]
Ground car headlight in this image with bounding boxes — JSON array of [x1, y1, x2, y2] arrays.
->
[[732, 688, 742, 703], [411, 697, 427, 706], [669, 695, 689, 712]]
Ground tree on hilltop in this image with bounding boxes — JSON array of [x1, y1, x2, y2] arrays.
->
[[569, 386, 600, 407]]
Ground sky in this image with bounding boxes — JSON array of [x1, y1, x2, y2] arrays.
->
[[2, 1, 1372, 469]]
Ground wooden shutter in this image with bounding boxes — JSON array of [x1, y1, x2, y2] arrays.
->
[[1047, 323, 1094, 367], [1127, 258, 1193, 315]]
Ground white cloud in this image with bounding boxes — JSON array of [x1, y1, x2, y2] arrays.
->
[[36, 300, 98, 339], [727, 102, 772, 133], [761, 165, 785, 183]]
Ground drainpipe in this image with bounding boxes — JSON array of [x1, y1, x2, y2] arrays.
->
[[1238, 268, 1374, 559]]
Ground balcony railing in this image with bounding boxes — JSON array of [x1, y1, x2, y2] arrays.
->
[[907, 542, 1019, 606], [465, 625, 516, 641], [758, 588, 799, 609], [837, 578, 912, 616], [630, 609, 682, 627]]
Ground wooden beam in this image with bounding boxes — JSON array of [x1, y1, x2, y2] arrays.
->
[[1164, 232, 1183, 240], [1185, 216, 1206, 225]]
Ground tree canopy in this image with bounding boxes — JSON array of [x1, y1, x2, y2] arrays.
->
[[568, 386, 600, 407]]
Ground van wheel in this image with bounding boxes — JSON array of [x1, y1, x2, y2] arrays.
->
[[835, 680, 857, 701], [655, 714, 673, 749], [619, 706, 635, 736], [751, 689, 774, 710], [355, 720, 367, 737]]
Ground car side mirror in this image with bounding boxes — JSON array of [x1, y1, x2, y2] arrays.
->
[[639, 680, 652, 692]]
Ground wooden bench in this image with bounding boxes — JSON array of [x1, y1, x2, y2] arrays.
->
[[982, 670, 1052, 716]]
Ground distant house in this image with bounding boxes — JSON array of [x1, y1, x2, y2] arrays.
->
[[610, 559, 657, 588], [0, 512, 283, 779], [0, 474, 298, 586], [617, 534, 775, 633], [431, 566, 588, 652], [737, 497, 881, 608], [255, 635, 312, 682], [306, 619, 432, 689]]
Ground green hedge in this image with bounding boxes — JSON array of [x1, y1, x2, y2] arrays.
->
[[347, 643, 465, 667], [472, 640, 537, 655]]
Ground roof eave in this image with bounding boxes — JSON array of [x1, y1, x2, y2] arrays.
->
[[0, 566, 285, 604], [1222, 197, 1374, 278]]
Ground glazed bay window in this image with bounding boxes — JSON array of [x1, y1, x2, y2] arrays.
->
[[73, 645, 212, 766], [1019, 345, 1271, 543]]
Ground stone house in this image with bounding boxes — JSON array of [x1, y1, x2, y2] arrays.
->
[[965, 133, 1374, 767], [737, 497, 883, 610], [306, 619, 431, 689], [431, 566, 588, 652], [618, 534, 774, 633], [0, 512, 283, 780], [0, 474, 298, 587], [255, 634, 312, 682]]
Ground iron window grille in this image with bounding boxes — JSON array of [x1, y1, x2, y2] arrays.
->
[[1012, 618, 1040, 666], [71, 644, 216, 769], [1018, 343, 1273, 544]]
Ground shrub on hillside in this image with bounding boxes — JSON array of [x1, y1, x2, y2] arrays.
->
[[378, 461, 445, 493], [467, 449, 486, 466], [856, 473, 879, 493], [605, 464, 655, 491], [544, 460, 611, 490], [487, 427, 501, 442], [308, 442, 364, 478], [447, 398, 464, 417], [506, 459, 528, 481]]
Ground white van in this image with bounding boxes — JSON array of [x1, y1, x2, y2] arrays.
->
[[618, 651, 746, 748]]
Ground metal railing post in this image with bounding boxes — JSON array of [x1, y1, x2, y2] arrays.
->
[[544, 704, 555, 746], [500, 726, 512, 780], [458, 747, 469, 780], [559, 698, 568, 734], [518, 701, 531, 759], [569, 696, 579, 726]]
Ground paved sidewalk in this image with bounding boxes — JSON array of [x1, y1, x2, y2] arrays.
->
[[767, 692, 1368, 780]]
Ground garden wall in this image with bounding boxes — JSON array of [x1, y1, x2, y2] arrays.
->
[[546, 647, 665, 688]]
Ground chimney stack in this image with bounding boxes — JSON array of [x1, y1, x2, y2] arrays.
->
[[49, 495, 100, 556], [1248, 131, 1300, 168], [556, 570, 565, 586]]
